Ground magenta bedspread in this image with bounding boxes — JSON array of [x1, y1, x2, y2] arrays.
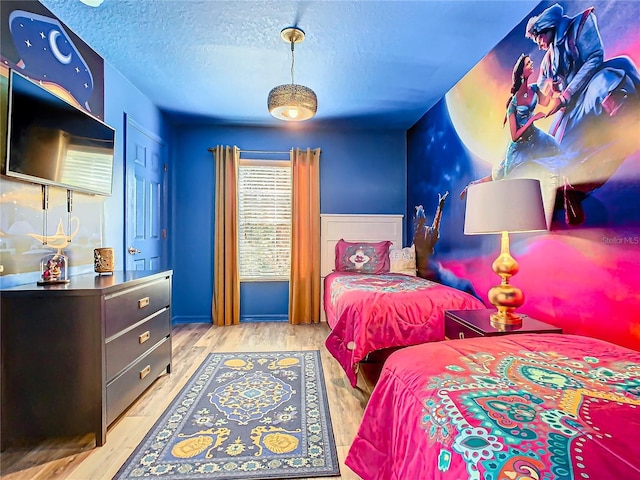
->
[[323, 272, 484, 387], [346, 334, 640, 480]]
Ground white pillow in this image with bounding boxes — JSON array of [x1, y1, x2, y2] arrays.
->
[[389, 244, 416, 276]]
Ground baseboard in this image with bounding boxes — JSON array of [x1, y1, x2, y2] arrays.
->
[[172, 314, 289, 324], [172, 315, 212, 324], [241, 314, 288, 323]]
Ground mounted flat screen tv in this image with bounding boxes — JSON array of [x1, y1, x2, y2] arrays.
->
[[3, 70, 115, 196]]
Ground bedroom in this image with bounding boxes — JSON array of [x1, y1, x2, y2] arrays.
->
[[1, 0, 639, 479]]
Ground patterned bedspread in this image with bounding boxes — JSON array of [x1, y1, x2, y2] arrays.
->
[[323, 272, 484, 387], [346, 334, 640, 480]]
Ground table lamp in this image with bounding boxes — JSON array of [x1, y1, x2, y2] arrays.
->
[[464, 178, 547, 326]]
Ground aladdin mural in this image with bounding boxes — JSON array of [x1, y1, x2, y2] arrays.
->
[[0, 1, 106, 286], [408, 1, 640, 349]]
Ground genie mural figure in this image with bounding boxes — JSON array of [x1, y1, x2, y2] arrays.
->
[[414, 192, 482, 301], [413, 191, 449, 279]]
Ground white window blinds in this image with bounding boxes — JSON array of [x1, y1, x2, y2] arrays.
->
[[60, 146, 114, 195], [238, 160, 292, 279]]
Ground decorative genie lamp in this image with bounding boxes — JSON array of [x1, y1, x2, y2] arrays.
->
[[29, 217, 79, 286]]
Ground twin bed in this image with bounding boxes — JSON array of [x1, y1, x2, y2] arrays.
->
[[320, 214, 484, 386], [320, 215, 640, 479], [346, 333, 640, 479], [324, 271, 482, 386]]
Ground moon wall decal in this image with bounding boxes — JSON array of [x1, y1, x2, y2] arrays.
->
[[49, 30, 72, 65]]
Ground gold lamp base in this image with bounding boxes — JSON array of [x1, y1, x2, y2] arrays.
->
[[489, 315, 525, 332], [487, 231, 525, 326], [490, 310, 524, 326]]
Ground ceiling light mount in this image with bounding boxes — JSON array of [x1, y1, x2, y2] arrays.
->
[[280, 27, 305, 45], [268, 26, 317, 122], [79, 0, 105, 6]]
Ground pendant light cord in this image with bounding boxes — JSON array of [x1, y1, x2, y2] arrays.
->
[[290, 39, 295, 85]]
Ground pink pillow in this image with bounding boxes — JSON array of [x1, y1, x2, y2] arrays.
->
[[334, 239, 392, 274]]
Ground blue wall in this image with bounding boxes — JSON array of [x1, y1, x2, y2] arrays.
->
[[169, 124, 407, 323], [103, 63, 169, 257]]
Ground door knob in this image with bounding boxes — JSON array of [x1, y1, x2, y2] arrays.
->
[[128, 246, 141, 255]]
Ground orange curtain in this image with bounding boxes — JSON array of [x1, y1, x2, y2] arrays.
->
[[289, 147, 321, 324], [211, 145, 240, 326]]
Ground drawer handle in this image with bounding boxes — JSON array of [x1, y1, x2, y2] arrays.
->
[[458, 332, 465, 339], [138, 297, 150, 309], [139, 331, 150, 344], [140, 365, 151, 379]]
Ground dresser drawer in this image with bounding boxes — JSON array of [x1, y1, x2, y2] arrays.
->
[[104, 277, 171, 338], [445, 317, 484, 339], [106, 337, 171, 425], [105, 308, 171, 381]]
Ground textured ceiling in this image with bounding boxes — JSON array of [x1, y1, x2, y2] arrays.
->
[[39, 0, 540, 129]]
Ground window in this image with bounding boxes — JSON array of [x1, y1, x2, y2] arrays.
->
[[238, 159, 292, 280]]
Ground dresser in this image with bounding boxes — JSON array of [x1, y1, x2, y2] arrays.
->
[[444, 308, 562, 339], [1, 270, 172, 449]]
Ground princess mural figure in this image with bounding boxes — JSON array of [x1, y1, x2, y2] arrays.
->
[[461, 55, 562, 197], [498, 54, 563, 180]]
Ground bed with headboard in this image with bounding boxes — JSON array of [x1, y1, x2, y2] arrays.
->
[[320, 214, 484, 387]]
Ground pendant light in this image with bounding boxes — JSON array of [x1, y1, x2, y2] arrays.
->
[[268, 27, 317, 122]]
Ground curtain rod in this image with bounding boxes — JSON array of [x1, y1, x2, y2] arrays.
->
[[207, 147, 291, 155], [241, 149, 291, 154]]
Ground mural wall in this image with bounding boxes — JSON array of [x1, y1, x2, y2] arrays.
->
[[408, 0, 640, 349], [1, 0, 105, 117], [1, 1, 106, 286]]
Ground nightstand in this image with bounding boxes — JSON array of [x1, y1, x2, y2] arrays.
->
[[444, 309, 562, 339]]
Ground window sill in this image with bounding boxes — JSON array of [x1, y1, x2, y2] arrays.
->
[[240, 277, 289, 283]]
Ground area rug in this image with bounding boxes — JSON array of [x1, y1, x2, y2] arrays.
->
[[113, 350, 340, 479]]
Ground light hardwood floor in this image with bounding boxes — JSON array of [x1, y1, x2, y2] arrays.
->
[[1, 322, 376, 480]]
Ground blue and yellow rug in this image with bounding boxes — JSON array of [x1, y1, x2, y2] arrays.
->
[[114, 350, 340, 479]]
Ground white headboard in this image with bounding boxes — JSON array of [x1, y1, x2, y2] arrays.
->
[[320, 214, 404, 278]]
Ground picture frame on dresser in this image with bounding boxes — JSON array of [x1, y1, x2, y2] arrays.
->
[[0, 270, 173, 449]]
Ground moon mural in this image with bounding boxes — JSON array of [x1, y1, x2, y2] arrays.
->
[[49, 30, 72, 64]]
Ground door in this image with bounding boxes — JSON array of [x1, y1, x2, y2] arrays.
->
[[124, 115, 166, 271]]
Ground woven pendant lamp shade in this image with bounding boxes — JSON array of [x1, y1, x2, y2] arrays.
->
[[268, 27, 317, 122], [268, 84, 317, 121]]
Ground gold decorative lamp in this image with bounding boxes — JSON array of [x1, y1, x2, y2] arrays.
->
[[464, 179, 547, 326]]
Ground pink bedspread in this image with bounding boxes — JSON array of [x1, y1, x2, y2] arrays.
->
[[324, 272, 484, 387], [346, 334, 640, 480]]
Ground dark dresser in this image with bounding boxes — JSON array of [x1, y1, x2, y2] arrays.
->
[[1, 270, 172, 449]]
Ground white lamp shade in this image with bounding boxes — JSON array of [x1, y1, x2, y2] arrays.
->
[[464, 179, 547, 234]]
